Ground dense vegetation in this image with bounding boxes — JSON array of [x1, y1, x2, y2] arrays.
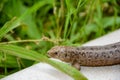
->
[[0, 0, 120, 80]]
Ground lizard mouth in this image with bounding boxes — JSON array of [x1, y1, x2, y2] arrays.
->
[[47, 54, 51, 58], [47, 50, 52, 58], [47, 50, 57, 58]]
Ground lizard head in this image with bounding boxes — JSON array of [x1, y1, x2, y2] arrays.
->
[[47, 46, 72, 62]]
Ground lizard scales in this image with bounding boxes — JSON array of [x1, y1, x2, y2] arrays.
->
[[47, 42, 120, 70]]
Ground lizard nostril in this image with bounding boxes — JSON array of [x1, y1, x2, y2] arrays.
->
[[65, 54, 67, 57]]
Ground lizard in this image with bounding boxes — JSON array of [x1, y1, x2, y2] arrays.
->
[[47, 42, 120, 70]]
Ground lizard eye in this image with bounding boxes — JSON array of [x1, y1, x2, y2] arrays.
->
[[54, 52, 58, 55]]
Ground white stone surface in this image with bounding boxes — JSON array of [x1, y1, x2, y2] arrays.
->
[[1, 29, 120, 80]]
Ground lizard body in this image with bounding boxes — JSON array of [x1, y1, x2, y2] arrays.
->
[[47, 42, 120, 70]]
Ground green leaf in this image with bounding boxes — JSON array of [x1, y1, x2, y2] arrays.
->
[[0, 53, 18, 68], [47, 60, 88, 80], [0, 44, 87, 80], [102, 17, 120, 28], [0, 0, 54, 40]]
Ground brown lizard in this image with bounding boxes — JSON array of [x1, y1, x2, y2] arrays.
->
[[47, 42, 120, 70]]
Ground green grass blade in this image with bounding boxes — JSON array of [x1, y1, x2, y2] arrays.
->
[[0, 17, 20, 40], [0, 44, 87, 80], [47, 59, 88, 80], [0, 0, 54, 40]]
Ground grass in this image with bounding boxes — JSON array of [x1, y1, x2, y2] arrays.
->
[[0, 0, 120, 80]]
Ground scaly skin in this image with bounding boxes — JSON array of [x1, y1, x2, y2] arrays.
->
[[47, 42, 120, 70]]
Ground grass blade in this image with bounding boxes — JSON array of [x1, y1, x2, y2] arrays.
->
[[0, 0, 53, 40], [0, 44, 87, 80]]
